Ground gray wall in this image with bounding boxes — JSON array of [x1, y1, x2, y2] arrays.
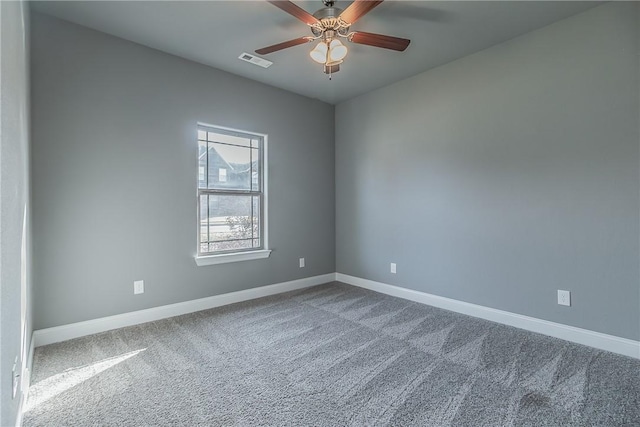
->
[[1, 1, 32, 425], [31, 13, 335, 329], [336, 2, 639, 340]]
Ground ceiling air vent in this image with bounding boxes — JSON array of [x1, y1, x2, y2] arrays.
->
[[238, 53, 273, 69]]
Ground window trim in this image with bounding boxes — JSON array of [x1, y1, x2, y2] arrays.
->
[[194, 123, 270, 266], [195, 249, 272, 266]]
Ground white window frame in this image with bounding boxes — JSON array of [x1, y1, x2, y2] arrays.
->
[[195, 123, 270, 266]]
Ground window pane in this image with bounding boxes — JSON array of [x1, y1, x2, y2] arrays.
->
[[199, 194, 260, 253], [199, 195, 208, 249], [198, 140, 208, 189], [251, 148, 259, 191], [207, 131, 251, 148], [207, 143, 251, 190], [252, 196, 260, 241], [208, 240, 253, 253], [198, 130, 207, 141]]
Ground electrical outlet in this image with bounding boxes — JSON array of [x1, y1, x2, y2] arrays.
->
[[299, 258, 305, 268], [134, 280, 144, 295], [557, 290, 571, 306], [390, 263, 397, 274]]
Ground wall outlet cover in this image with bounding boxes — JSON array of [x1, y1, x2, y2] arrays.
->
[[558, 290, 570, 306], [390, 263, 397, 274], [299, 258, 305, 268], [134, 280, 144, 295]]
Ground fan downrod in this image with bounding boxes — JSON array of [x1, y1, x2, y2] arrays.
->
[[322, 0, 335, 7]]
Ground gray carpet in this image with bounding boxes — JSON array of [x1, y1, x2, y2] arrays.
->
[[24, 282, 640, 426]]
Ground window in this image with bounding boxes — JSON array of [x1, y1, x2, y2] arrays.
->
[[195, 124, 270, 265]]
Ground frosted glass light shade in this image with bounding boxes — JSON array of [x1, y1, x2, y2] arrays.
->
[[310, 42, 328, 64], [329, 39, 347, 61]]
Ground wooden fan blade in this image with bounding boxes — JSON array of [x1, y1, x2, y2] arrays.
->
[[267, 1, 319, 26], [348, 31, 410, 51], [339, 0, 384, 25], [255, 37, 313, 55]]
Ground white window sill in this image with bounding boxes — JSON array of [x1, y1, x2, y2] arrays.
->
[[195, 249, 272, 266]]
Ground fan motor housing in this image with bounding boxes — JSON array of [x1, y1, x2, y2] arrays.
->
[[312, 6, 342, 20], [311, 7, 349, 37]]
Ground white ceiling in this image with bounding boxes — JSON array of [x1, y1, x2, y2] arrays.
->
[[31, 1, 600, 104]]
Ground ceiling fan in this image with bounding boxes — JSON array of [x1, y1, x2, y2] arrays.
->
[[256, 0, 411, 77]]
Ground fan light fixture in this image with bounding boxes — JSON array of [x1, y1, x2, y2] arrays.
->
[[256, 0, 411, 79], [328, 39, 348, 61], [309, 42, 328, 63], [310, 39, 347, 65]]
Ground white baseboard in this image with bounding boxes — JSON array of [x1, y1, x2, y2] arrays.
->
[[15, 333, 34, 427], [33, 273, 335, 347], [336, 273, 640, 359], [31, 272, 639, 359]]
